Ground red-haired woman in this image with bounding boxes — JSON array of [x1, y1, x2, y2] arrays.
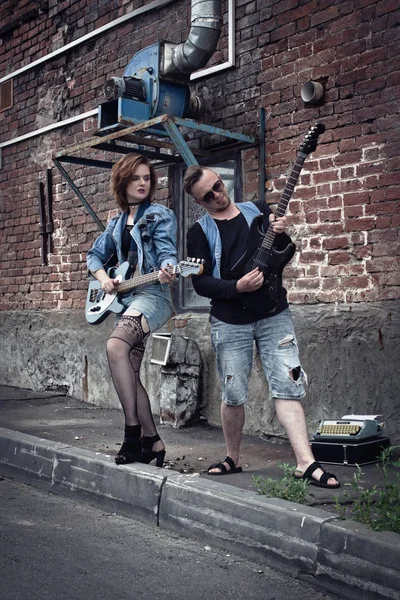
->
[[87, 153, 178, 467]]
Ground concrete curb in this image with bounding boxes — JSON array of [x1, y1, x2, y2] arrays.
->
[[0, 427, 399, 600], [316, 520, 400, 600], [158, 472, 335, 574], [0, 427, 180, 523]]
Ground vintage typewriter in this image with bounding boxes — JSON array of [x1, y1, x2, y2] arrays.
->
[[313, 414, 385, 442], [312, 414, 389, 465]]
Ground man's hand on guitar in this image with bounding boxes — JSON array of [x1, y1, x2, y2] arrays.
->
[[236, 268, 264, 293], [269, 213, 287, 234]]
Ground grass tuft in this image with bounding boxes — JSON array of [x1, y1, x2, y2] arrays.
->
[[334, 446, 400, 533], [253, 463, 309, 504]]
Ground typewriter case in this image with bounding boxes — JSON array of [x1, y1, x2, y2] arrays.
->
[[311, 437, 390, 466]]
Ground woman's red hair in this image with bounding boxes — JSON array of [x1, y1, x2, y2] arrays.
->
[[110, 153, 157, 212]]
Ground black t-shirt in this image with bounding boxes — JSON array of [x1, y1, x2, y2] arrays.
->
[[122, 225, 133, 258], [186, 201, 290, 324]]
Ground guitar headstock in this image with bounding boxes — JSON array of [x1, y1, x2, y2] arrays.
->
[[175, 258, 205, 278], [298, 122, 325, 156]]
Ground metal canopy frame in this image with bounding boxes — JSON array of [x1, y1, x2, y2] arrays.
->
[[52, 113, 259, 231]]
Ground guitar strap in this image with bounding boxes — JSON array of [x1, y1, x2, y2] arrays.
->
[[127, 247, 138, 274]]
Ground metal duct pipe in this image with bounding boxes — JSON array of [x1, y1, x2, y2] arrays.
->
[[165, 0, 222, 77]]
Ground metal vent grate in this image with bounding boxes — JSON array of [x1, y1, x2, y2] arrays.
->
[[0, 80, 13, 112]]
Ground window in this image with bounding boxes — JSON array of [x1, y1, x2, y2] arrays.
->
[[173, 156, 242, 312], [0, 80, 13, 112]]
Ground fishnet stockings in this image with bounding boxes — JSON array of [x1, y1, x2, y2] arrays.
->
[[106, 313, 157, 436]]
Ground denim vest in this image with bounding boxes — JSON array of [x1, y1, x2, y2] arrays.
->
[[197, 202, 262, 278]]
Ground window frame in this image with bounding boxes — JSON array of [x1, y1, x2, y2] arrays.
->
[[171, 152, 243, 313]]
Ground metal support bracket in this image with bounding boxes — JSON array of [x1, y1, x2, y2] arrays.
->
[[52, 114, 258, 230]]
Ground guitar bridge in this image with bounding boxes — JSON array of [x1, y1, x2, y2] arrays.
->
[[89, 288, 104, 303]]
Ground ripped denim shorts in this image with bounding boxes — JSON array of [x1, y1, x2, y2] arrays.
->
[[210, 308, 307, 406]]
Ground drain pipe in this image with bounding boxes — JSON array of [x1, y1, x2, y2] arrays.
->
[[163, 0, 222, 78], [45, 168, 54, 255], [37, 181, 48, 265]]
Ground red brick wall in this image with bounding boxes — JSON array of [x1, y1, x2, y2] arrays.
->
[[0, 0, 399, 310]]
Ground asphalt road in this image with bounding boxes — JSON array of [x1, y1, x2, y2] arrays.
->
[[0, 477, 342, 600]]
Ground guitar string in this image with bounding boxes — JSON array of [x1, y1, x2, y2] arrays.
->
[[111, 262, 198, 293]]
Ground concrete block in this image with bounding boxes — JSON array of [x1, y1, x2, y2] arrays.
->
[[0, 427, 179, 524], [158, 473, 335, 575], [316, 520, 400, 600]]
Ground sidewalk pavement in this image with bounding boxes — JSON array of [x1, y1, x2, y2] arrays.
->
[[0, 385, 399, 599]]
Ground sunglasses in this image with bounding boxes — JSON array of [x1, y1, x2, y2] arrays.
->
[[201, 179, 225, 203]]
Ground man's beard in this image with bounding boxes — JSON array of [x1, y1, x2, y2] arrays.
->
[[213, 195, 231, 212]]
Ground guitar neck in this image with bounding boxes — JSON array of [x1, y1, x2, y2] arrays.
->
[[116, 268, 171, 294], [262, 152, 306, 250]]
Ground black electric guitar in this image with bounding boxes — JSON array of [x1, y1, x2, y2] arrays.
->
[[230, 123, 326, 314], [86, 259, 204, 325]]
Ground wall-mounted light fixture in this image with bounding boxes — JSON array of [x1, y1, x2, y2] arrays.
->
[[301, 80, 324, 104]]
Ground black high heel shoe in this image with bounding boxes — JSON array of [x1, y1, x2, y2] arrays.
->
[[139, 434, 165, 468], [115, 425, 141, 465]]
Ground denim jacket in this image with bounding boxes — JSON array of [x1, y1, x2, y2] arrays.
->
[[197, 202, 262, 278], [86, 204, 178, 276]]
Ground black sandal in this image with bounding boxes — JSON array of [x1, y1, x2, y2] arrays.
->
[[115, 425, 141, 465], [207, 456, 243, 476], [294, 461, 340, 489], [138, 434, 166, 468]]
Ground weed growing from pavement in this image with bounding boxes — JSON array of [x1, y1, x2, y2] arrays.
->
[[253, 463, 309, 504], [253, 450, 400, 533], [334, 446, 400, 533]]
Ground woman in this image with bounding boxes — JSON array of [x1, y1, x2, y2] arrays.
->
[[87, 153, 177, 467]]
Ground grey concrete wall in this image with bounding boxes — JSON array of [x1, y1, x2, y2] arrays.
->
[[0, 301, 399, 443]]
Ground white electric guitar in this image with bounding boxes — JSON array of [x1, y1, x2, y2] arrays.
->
[[86, 259, 203, 325]]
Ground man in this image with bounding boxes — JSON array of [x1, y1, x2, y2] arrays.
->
[[184, 166, 340, 488]]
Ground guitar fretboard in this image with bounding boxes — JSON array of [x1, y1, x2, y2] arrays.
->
[[261, 152, 306, 251], [116, 265, 175, 293]]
